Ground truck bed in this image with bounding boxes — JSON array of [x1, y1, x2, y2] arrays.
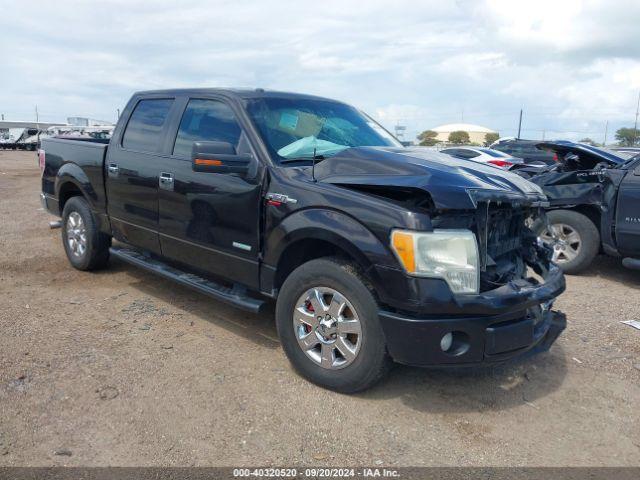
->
[[41, 137, 110, 216]]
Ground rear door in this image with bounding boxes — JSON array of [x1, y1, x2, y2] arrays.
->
[[105, 97, 176, 254], [615, 162, 640, 256], [157, 96, 264, 288]]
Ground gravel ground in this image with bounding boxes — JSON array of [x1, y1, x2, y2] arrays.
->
[[0, 150, 639, 467]]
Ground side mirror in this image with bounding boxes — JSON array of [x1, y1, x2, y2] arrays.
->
[[191, 141, 252, 175]]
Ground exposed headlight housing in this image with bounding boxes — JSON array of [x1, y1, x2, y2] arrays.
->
[[391, 229, 480, 294]]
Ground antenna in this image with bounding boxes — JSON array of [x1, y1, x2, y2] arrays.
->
[[311, 147, 317, 182]]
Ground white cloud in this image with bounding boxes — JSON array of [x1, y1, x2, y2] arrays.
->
[[0, 0, 639, 141]]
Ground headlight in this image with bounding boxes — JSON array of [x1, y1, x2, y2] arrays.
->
[[391, 229, 480, 294]]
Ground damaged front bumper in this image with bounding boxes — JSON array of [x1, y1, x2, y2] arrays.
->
[[378, 264, 566, 366]]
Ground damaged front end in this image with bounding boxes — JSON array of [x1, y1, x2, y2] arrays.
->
[[431, 199, 554, 293], [377, 194, 566, 367], [372, 190, 566, 366], [378, 197, 566, 366]]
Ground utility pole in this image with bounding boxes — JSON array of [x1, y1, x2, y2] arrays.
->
[[1, 114, 4, 121], [35, 105, 41, 143], [603, 120, 608, 146], [634, 90, 640, 146], [517, 109, 523, 139], [117, 108, 120, 120]]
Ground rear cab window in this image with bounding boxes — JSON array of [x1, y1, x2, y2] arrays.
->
[[122, 98, 174, 152]]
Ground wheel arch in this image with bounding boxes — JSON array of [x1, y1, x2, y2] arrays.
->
[[55, 163, 99, 212], [265, 209, 393, 294], [550, 205, 601, 234], [273, 236, 369, 290], [58, 181, 84, 213]]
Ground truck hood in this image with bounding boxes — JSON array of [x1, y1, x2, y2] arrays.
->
[[536, 140, 625, 166], [313, 147, 547, 210]]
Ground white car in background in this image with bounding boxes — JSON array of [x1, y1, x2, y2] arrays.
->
[[440, 146, 524, 169]]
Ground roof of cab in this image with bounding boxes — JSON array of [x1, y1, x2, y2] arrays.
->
[[132, 88, 341, 103]]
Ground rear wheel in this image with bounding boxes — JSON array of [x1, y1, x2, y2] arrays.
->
[[534, 210, 600, 274], [61, 196, 111, 270], [275, 257, 391, 393]]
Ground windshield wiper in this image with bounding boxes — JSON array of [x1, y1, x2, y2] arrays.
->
[[280, 154, 326, 164]]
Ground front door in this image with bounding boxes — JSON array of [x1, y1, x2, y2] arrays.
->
[[158, 97, 264, 289], [615, 162, 640, 257], [106, 97, 176, 254]]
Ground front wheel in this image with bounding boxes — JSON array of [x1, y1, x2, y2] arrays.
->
[[275, 257, 391, 393], [534, 210, 600, 274]]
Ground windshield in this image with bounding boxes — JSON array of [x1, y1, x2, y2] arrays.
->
[[245, 96, 401, 162]]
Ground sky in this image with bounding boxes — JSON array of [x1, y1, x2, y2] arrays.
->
[[1, 0, 639, 143]]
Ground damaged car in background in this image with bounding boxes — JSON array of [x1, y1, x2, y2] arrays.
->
[[514, 140, 640, 274], [40, 88, 566, 392]]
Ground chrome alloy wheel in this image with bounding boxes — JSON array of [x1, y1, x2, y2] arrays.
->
[[539, 223, 582, 263], [66, 211, 87, 257], [293, 287, 363, 370]]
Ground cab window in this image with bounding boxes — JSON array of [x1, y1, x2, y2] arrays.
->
[[173, 99, 242, 158], [122, 98, 174, 152]]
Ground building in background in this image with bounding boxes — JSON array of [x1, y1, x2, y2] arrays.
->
[[67, 117, 113, 127], [431, 123, 497, 144]]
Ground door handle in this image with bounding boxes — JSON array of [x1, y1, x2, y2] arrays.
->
[[107, 163, 119, 177], [159, 172, 174, 190]]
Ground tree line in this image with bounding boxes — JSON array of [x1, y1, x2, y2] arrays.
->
[[416, 127, 639, 147], [417, 130, 499, 146]]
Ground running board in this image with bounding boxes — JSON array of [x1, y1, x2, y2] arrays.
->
[[109, 246, 265, 313]]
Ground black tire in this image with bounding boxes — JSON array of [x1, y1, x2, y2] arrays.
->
[[534, 209, 600, 274], [275, 257, 391, 393], [61, 196, 111, 271]]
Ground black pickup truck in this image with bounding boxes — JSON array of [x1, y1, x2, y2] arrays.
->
[[40, 88, 566, 392], [514, 141, 640, 274]]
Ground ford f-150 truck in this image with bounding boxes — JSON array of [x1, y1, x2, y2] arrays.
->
[[40, 88, 566, 392]]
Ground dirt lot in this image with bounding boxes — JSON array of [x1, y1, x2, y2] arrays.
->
[[0, 150, 639, 467]]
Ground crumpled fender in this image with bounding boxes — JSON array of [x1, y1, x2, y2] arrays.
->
[[530, 170, 605, 206]]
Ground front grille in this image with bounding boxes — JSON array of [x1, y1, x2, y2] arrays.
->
[[430, 201, 540, 292], [485, 206, 526, 259], [476, 203, 529, 291]]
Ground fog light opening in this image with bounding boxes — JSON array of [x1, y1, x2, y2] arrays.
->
[[440, 331, 470, 356], [440, 333, 453, 352]]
